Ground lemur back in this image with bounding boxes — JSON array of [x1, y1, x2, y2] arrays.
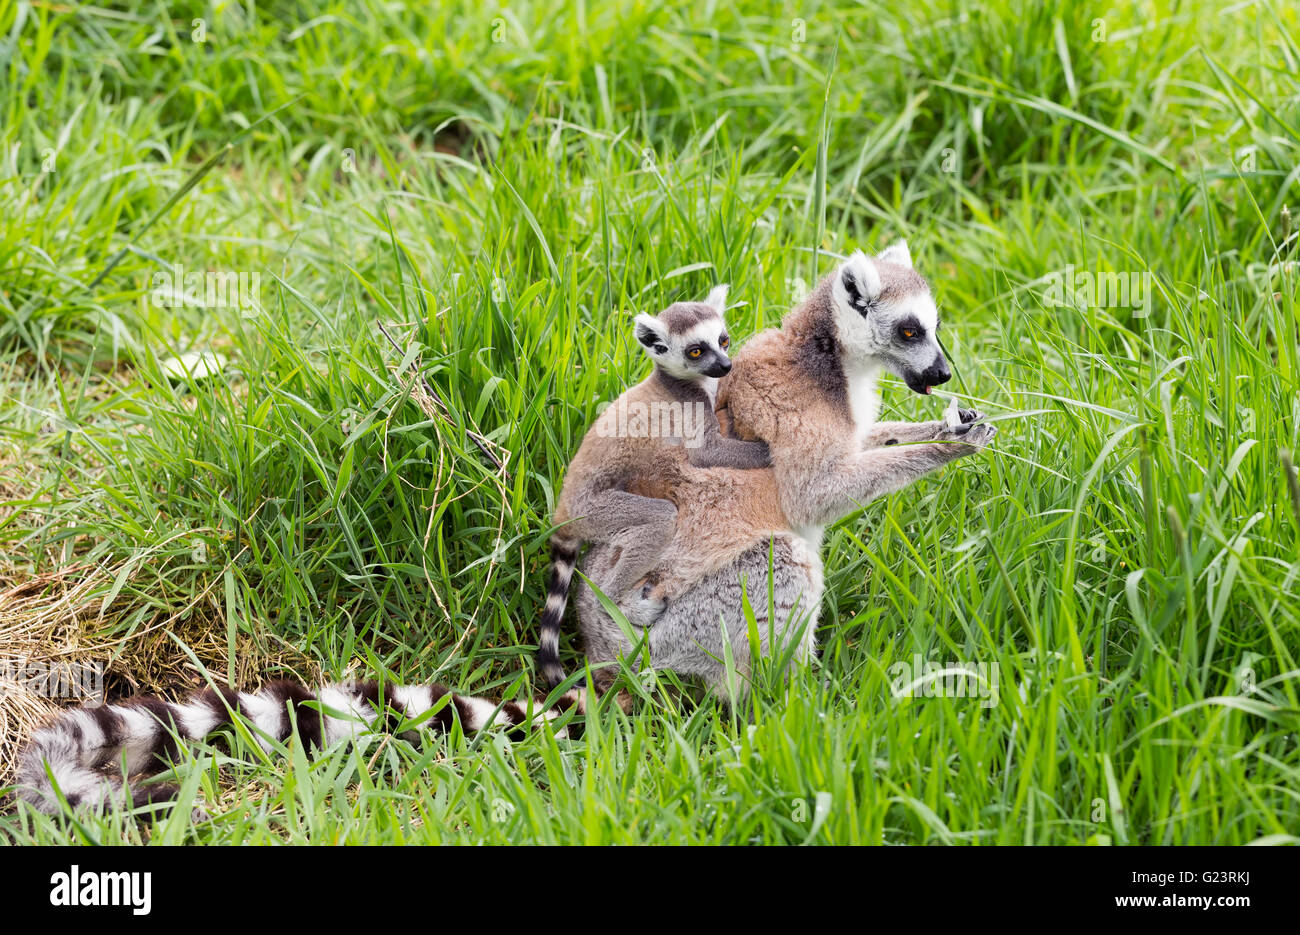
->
[[606, 318, 854, 625], [537, 286, 771, 688]]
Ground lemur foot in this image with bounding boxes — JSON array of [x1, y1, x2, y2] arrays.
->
[[624, 578, 667, 628]]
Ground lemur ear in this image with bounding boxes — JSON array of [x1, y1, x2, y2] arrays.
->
[[634, 313, 669, 354], [704, 284, 730, 315], [877, 239, 913, 268], [835, 250, 882, 312]]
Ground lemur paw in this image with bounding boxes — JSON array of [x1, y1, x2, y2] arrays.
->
[[940, 409, 989, 439], [624, 579, 667, 628], [956, 422, 997, 451]]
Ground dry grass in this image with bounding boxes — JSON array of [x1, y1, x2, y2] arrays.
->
[[0, 560, 317, 790]]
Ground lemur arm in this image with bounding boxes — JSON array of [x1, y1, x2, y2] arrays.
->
[[860, 420, 945, 447], [686, 420, 771, 469], [779, 422, 996, 529], [860, 410, 983, 448]]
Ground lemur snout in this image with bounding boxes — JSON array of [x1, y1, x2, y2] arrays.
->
[[909, 357, 951, 394], [922, 358, 951, 386], [706, 358, 732, 377]]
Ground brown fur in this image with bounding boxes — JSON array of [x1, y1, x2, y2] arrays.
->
[[625, 454, 788, 583], [553, 373, 694, 531]]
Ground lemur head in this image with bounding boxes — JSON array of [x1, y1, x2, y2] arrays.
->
[[634, 285, 733, 381], [830, 241, 952, 394]]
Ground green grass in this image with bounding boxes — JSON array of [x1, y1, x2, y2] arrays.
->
[[1, 0, 1298, 844]]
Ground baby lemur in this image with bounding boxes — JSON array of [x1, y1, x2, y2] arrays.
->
[[537, 286, 772, 688]]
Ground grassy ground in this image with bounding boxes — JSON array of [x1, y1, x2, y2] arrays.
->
[[0, 0, 1297, 844]]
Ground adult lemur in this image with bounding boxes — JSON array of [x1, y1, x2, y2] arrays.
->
[[573, 241, 996, 697]]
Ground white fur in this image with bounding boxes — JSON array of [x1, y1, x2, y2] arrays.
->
[[318, 685, 372, 744], [833, 251, 881, 304], [634, 312, 665, 345], [793, 524, 827, 551], [68, 708, 107, 752], [237, 692, 285, 750], [830, 254, 887, 443], [830, 251, 884, 365], [878, 239, 913, 267], [175, 701, 221, 739], [845, 361, 883, 446], [677, 318, 727, 346], [391, 684, 433, 719], [892, 290, 939, 331], [116, 707, 165, 772], [456, 695, 498, 730]]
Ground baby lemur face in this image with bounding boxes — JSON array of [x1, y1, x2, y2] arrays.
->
[[634, 285, 733, 381], [830, 241, 952, 394]]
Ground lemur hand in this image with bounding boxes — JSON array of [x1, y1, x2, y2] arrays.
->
[[938, 410, 996, 454]]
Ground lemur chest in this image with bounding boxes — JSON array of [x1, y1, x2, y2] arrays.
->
[[845, 365, 882, 445]]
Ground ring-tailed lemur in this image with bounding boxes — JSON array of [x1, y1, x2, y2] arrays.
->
[[537, 287, 772, 688], [14, 678, 582, 814], [575, 241, 997, 697]]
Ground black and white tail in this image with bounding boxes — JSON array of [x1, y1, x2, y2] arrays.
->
[[14, 680, 580, 814], [537, 538, 579, 688]]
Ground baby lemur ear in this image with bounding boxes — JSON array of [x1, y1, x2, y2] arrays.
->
[[634, 313, 669, 355], [836, 250, 882, 313], [704, 284, 730, 315], [877, 239, 913, 268]]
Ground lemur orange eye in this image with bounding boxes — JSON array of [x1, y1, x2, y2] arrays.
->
[[719, 336, 730, 348], [901, 329, 916, 340], [688, 348, 703, 359]]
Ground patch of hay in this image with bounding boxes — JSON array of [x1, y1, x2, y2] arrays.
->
[[0, 561, 318, 790]]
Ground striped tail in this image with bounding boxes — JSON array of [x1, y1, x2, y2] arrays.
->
[[537, 539, 580, 688], [14, 680, 581, 815]]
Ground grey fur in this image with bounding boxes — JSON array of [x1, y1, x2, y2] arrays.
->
[[575, 534, 820, 701]]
